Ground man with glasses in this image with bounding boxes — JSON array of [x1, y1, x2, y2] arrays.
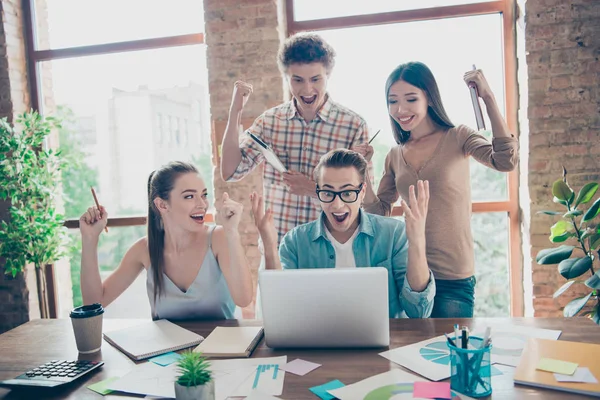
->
[[252, 149, 435, 318]]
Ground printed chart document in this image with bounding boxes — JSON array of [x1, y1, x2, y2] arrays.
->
[[103, 319, 204, 361], [379, 324, 562, 381], [210, 356, 287, 399], [328, 369, 476, 400], [108, 362, 178, 398]]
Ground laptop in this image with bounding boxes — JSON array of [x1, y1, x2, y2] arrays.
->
[[259, 268, 390, 348]]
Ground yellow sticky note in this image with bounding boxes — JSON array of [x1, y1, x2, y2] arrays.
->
[[537, 358, 578, 375]]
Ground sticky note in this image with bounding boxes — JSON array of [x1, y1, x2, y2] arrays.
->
[[413, 381, 452, 399], [149, 352, 182, 367], [537, 358, 578, 375], [554, 367, 598, 383], [87, 377, 118, 395], [282, 358, 321, 376], [309, 379, 345, 400]]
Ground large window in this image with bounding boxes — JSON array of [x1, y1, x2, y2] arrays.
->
[[287, 0, 521, 316], [25, 0, 213, 312]]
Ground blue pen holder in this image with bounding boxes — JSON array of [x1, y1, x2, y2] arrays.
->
[[447, 336, 492, 398]]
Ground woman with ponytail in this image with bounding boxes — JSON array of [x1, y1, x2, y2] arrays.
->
[[79, 161, 253, 320]]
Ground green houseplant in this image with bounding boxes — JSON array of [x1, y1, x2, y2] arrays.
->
[[536, 168, 600, 324], [0, 112, 69, 318], [174, 351, 214, 400]]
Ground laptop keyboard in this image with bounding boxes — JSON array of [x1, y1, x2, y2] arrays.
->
[[0, 360, 104, 388]]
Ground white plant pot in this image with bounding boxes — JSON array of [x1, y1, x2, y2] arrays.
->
[[174, 381, 215, 400]]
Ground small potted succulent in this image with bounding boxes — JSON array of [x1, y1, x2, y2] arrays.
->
[[174, 351, 214, 400]]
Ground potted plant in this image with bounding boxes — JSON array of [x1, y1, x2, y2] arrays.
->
[[0, 112, 69, 318], [536, 168, 600, 324], [174, 351, 214, 400]]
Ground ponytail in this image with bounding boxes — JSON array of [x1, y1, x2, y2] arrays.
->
[[147, 171, 165, 303]]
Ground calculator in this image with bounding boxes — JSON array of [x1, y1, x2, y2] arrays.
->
[[0, 360, 104, 388]]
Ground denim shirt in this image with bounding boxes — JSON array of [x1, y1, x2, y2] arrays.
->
[[279, 210, 436, 318]]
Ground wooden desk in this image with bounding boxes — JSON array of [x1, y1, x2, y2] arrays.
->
[[0, 317, 598, 399]]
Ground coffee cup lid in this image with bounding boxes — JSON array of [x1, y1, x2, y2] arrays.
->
[[70, 303, 104, 319]]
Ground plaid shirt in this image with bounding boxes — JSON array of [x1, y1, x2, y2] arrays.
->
[[228, 96, 371, 244]]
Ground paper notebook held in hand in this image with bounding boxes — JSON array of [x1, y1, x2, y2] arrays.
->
[[193, 326, 264, 358], [514, 338, 600, 397], [248, 133, 287, 173], [103, 319, 204, 361]]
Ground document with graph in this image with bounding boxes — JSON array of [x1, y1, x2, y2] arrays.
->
[[210, 356, 287, 399]]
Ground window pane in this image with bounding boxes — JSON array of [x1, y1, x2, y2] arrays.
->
[[472, 212, 510, 317], [294, 0, 497, 21], [318, 14, 508, 200], [46, 45, 214, 219], [35, 0, 204, 50], [67, 226, 150, 318]]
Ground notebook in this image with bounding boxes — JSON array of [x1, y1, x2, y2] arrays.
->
[[514, 338, 600, 397], [193, 326, 264, 358], [103, 319, 204, 361], [248, 133, 287, 173]]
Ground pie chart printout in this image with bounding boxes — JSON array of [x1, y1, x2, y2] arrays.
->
[[364, 382, 462, 400]]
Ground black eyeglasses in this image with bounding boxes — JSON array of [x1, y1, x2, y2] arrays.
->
[[316, 184, 364, 203]]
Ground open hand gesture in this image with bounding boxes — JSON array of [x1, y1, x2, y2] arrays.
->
[[401, 180, 429, 245], [251, 192, 277, 246]]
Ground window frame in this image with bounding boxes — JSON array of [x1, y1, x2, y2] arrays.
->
[[23, 0, 214, 230], [285, 0, 523, 316]]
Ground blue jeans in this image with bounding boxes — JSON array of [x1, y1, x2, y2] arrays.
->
[[430, 276, 476, 318]]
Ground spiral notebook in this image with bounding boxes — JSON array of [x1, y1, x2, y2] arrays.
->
[[103, 319, 204, 361]]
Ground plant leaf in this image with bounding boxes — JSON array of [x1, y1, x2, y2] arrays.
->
[[575, 182, 599, 207], [563, 292, 592, 317], [585, 271, 600, 289], [553, 196, 568, 207], [563, 210, 583, 218], [589, 234, 600, 251], [552, 180, 574, 202], [591, 303, 600, 325], [550, 232, 575, 243], [550, 220, 570, 237], [536, 245, 575, 265], [581, 229, 593, 241], [558, 256, 593, 279], [537, 210, 562, 215], [583, 197, 600, 222], [553, 280, 576, 298]]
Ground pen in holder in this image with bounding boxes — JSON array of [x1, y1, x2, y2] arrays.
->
[[447, 336, 492, 398]]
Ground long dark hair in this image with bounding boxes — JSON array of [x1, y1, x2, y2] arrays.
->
[[385, 62, 455, 144], [147, 161, 198, 302]]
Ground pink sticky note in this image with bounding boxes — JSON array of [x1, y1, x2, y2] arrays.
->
[[413, 381, 452, 399], [282, 358, 321, 376]]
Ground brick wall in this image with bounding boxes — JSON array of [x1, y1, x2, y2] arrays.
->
[[0, 0, 32, 333], [203, 0, 285, 317], [526, 0, 600, 316]]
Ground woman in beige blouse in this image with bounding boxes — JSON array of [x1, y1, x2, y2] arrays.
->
[[358, 61, 519, 318]]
